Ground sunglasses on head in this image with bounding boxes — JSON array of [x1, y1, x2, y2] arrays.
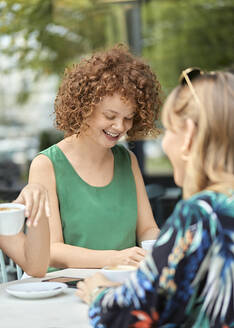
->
[[179, 67, 204, 106], [179, 67, 203, 85]]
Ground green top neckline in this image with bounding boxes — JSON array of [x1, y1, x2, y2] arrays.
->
[[53, 144, 116, 189]]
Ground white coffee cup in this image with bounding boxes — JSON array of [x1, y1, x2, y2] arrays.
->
[[101, 265, 137, 283], [141, 239, 156, 251], [0, 203, 25, 236]]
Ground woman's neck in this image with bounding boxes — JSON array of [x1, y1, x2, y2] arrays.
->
[[61, 134, 112, 165]]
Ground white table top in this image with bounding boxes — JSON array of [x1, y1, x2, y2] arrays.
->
[[0, 268, 99, 328]]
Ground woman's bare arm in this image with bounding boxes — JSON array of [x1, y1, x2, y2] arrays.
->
[[0, 184, 50, 277], [129, 151, 160, 244]]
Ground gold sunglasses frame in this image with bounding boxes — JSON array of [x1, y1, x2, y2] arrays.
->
[[179, 67, 204, 107]]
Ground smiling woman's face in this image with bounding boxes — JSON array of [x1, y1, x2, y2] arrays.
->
[[85, 93, 135, 148]]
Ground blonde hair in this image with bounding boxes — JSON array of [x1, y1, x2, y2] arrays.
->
[[162, 71, 234, 199]]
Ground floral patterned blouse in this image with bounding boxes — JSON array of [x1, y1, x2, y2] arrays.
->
[[89, 191, 234, 328]]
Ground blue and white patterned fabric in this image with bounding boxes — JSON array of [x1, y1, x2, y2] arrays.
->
[[89, 191, 234, 328]]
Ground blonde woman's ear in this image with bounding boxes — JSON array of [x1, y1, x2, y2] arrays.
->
[[181, 118, 196, 161]]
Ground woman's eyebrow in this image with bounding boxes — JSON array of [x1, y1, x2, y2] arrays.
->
[[104, 109, 135, 117]]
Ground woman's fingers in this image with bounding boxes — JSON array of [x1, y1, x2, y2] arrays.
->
[[112, 246, 147, 266], [13, 184, 50, 227], [45, 195, 50, 218], [32, 190, 50, 226], [32, 197, 44, 227], [28, 189, 41, 225], [76, 280, 91, 303], [123, 247, 147, 264], [13, 189, 30, 218], [76, 274, 116, 304]]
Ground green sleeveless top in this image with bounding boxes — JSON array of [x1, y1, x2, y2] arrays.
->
[[40, 144, 137, 252]]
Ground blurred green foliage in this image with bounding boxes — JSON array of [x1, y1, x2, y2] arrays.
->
[[0, 0, 233, 99], [142, 0, 234, 94], [0, 0, 112, 76]]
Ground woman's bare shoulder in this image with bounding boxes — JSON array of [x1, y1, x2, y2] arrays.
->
[[30, 154, 54, 176]]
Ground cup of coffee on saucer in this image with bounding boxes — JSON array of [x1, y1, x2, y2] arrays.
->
[[101, 265, 137, 283], [0, 203, 25, 236], [141, 239, 156, 252]]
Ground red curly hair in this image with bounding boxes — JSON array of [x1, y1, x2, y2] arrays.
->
[[54, 44, 162, 140]]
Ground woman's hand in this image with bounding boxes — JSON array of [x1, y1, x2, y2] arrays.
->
[[13, 183, 50, 227], [76, 273, 119, 304], [113, 247, 146, 267]]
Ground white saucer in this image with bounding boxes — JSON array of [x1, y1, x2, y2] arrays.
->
[[5, 282, 68, 299]]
